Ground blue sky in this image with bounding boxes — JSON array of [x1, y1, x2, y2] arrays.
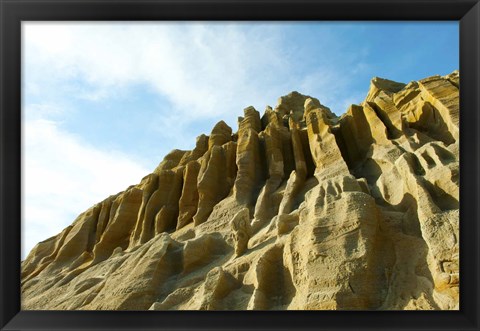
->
[[22, 22, 458, 258]]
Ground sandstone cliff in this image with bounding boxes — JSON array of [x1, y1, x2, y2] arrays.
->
[[21, 71, 460, 310]]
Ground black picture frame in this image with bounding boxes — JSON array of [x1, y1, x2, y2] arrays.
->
[[1, 0, 479, 330]]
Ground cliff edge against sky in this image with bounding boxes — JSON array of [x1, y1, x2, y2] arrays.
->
[[22, 71, 459, 310]]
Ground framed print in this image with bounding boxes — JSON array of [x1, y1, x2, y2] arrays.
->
[[1, 0, 479, 330]]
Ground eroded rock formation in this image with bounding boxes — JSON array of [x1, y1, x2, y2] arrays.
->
[[21, 72, 460, 310]]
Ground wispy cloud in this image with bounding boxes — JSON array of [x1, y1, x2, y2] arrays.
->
[[24, 23, 368, 118], [22, 118, 149, 258]]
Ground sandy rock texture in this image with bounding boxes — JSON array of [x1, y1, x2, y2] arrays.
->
[[22, 72, 459, 310]]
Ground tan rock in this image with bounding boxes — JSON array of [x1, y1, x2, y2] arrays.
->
[[253, 124, 286, 222], [179, 134, 209, 166], [418, 76, 459, 141], [153, 149, 187, 173], [182, 232, 228, 273], [177, 161, 200, 230], [245, 244, 295, 309], [92, 187, 143, 263], [305, 103, 349, 177], [47, 204, 101, 270], [208, 121, 232, 149], [21, 72, 460, 311], [418, 76, 460, 140], [21, 225, 73, 283], [444, 70, 459, 88], [129, 173, 159, 247], [275, 91, 322, 122], [137, 169, 183, 243], [233, 108, 263, 204], [276, 119, 308, 216], [365, 76, 406, 103], [366, 94, 403, 137], [194, 145, 231, 226], [238, 106, 261, 133], [230, 208, 251, 257], [261, 106, 282, 128]]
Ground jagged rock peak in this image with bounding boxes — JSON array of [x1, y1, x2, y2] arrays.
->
[[209, 120, 232, 149], [365, 76, 407, 103], [22, 71, 459, 311], [275, 91, 321, 119]]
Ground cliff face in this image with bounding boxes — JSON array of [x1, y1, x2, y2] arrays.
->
[[21, 71, 460, 310]]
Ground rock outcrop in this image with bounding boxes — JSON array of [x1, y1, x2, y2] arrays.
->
[[21, 71, 460, 310]]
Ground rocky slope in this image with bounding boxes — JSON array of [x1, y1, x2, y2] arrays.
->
[[21, 71, 460, 310]]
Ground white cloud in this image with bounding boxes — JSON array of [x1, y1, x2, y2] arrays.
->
[[23, 22, 361, 118], [22, 118, 150, 258], [24, 23, 264, 116]]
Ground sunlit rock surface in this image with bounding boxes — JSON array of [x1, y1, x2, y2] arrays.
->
[[22, 72, 459, 310]]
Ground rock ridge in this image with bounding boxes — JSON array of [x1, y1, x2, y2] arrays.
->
[[22, 71, 460, 310]]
